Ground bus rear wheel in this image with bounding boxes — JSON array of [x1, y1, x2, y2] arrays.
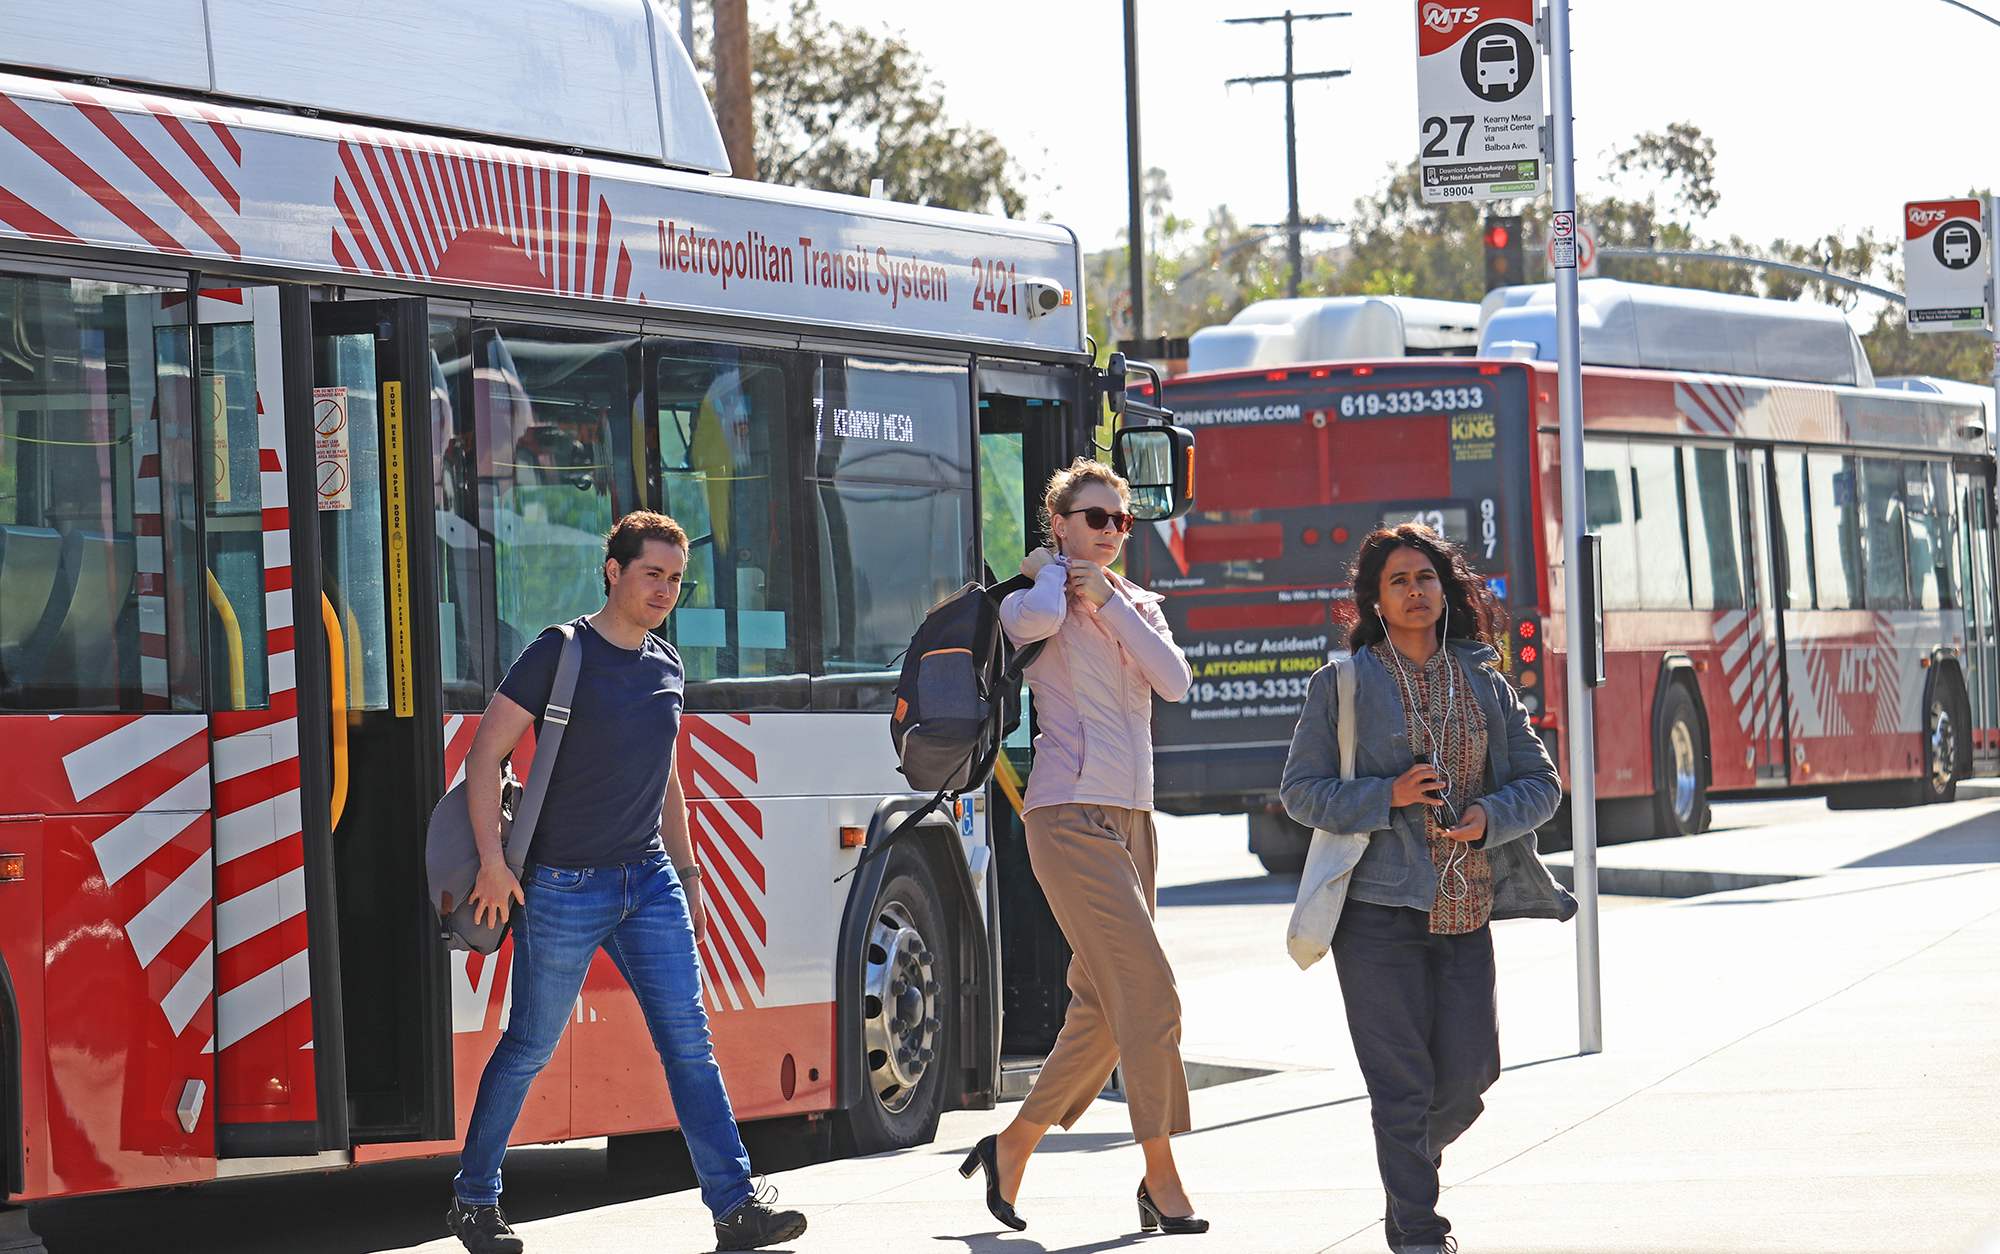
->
[[839, 855, 953, 1156], [1652, 683, 1711, 837], [1919, 680, 1964, 806]]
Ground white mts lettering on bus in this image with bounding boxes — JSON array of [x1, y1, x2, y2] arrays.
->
[[1174, 403, 1304, 427]]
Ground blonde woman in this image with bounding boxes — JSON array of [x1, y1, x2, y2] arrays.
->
[[957, 459, 1207, 1236]]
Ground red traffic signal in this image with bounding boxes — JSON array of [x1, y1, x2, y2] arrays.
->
[[1483, 214, 1525, 291]]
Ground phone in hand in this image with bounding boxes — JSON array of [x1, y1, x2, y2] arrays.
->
[[1417, 752, 1457, 825]]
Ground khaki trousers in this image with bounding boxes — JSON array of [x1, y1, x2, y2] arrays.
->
[[1018, 803, 1192, 1141]]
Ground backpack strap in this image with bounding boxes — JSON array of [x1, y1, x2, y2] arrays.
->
[[500, 624, 582, 873]]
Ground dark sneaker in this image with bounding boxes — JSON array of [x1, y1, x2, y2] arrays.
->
[[714, 1182, 808, 1250], [447, 1199, 526, 1254]]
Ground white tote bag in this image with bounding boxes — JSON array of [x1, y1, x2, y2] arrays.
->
[[1285, 652, 1371, 970]]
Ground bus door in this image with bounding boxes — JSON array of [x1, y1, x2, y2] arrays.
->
[[301, 297, 453, 1143], [1956, 462, 2000, 766], [974, 361, 1084, 1090], [1738, 448, 1790, 783]]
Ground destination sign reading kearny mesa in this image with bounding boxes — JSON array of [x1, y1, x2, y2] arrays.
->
[[1414, 1, 1547, 205]]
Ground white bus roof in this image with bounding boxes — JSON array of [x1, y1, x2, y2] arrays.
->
[[0, 0, 731, 174], [1186, 295, 1480, 374], [0, 68, 1086, 357], [1479, 278, 1875, 388]]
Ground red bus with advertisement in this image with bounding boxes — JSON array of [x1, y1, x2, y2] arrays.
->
[[1133, 280, 1999, 872], [0, 6, 1180, 1245]]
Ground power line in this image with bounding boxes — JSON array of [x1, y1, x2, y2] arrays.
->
[[1224, 10, 1350, 298], [1935, 0, 2000, 31]]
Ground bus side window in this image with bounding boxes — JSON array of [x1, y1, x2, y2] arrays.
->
[[1772, 452, 1815, 611], [475, 323, 637, 673], [1629, 441, 1690, 609], [1904, 460, 1951, 612], [1582, 438, 1639, 611], [1806, 453, 1860, 611], [1859, 458, 1910, 611], [1683, 446, 1744, 610], [0, 272, 203, 711], [809, 356, 974, 711], [653, 343, 802, 707]]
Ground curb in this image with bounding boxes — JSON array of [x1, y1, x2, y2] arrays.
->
[[1545, 862, 1802, 898]]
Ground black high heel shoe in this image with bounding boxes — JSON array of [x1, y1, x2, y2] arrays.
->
[[1137, 1180, 1209, 1235], [958, 1135, 1026, 1232]]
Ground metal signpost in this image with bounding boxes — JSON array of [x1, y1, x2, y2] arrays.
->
[[1542, 0, 1601, 1056], [1414, 0, 1597, 1051], [1414, 0, 1547, 205]]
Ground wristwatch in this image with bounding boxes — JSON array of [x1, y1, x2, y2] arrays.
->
[[677, 863, 703, 883]]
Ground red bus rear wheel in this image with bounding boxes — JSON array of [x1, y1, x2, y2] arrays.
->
[[1652, 683, 1711, 837]]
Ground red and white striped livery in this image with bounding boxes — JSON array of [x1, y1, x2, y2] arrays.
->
[[0, 2, 1109, 1233]]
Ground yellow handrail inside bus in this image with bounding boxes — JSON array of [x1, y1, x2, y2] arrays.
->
[[344, 604, 363, 707], [321, 592, 349, 831], [203, 569, 247, 710], [992, 752, 1028, 819]]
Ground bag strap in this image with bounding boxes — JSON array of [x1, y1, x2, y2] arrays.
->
[[1335, 651, 1358, 782], [500, 624, 583, 873], [836, 786, 950, 883]]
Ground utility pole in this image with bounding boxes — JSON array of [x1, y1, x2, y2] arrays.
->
[[1124, 0, 1146, 342], [681, 0, 695, 60], [1225, 10, 1349, 298], [713, 0, 755, 179]]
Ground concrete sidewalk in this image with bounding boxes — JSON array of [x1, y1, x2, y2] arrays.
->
[[375, 801, 2000, 1254]]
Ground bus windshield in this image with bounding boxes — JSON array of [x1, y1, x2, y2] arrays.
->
[[1134, 362, 1535, 779]]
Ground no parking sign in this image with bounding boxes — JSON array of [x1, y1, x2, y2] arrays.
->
[[1415, 1, 1546, 205]]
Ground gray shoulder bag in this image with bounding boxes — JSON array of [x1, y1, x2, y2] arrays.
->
[[425, 623, 582, 954]]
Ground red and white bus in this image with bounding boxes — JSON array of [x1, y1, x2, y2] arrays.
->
[[1133, 280, 1999, 871], [0, 4, 1180, 1240]]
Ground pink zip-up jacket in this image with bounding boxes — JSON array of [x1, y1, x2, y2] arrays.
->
[[1000, 560, 1193, 813]]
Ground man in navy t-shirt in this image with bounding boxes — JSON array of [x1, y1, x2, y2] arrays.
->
[[446, 511, 806, 1254]]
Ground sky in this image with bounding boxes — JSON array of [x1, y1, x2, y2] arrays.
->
[[771, 0, 1996, 264]]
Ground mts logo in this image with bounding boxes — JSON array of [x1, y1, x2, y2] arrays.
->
[[1422, 4, 1482, 33], [1835, 648, 1879, 696], [1909, 207, 1951, 228]]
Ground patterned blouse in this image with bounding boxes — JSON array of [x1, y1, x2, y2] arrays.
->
[[1373, 641, 1493, 934]]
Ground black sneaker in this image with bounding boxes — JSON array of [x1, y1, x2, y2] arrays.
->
[[447, 1199, 526, 1254], [714, 1182, 808, 1250]]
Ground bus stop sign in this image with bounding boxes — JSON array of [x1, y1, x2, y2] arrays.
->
[[1415, 1, 1547, 205], [1904, 198, 1991, 333]]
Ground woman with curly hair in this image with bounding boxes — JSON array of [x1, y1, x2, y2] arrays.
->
[[1280, 524, 1572, 1254]]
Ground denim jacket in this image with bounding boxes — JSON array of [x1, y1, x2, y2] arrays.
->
[[1279, 640, 1575, 922]]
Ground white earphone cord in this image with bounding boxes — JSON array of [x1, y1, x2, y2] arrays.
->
[[1378, 597, 1472, 904]]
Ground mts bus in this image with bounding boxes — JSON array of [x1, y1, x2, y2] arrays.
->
[[1133, 279, 1998, 872], [0, 5, 1186, 1243]]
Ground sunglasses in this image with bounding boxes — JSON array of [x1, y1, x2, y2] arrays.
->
[[1060, 506, 1135, 534]]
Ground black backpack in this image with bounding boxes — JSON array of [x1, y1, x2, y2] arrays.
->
[[846, 573, 1043, 878]]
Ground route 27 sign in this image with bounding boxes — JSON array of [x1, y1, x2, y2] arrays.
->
[[1904, 198, 1991, 333], [1415, 1, 1546, 205]]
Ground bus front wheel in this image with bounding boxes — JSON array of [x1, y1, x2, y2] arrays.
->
[[839, 854, 953, 1156], [1652, 683, 1711, 837]]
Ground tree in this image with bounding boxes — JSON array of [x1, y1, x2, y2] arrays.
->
[[744, 0, 1029, 216]]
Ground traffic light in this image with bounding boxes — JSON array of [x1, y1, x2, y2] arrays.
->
[[1483, 214, 1525, 291]]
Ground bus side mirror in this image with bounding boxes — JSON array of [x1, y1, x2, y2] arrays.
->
[[1114, 424, 1194, 522]]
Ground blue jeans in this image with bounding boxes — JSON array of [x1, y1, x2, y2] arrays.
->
[[453, 852, 754, 1219]]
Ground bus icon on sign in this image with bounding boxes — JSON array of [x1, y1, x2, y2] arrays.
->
[[1942, 223, 1976, 266], [1477, 35, 1520, 91]]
